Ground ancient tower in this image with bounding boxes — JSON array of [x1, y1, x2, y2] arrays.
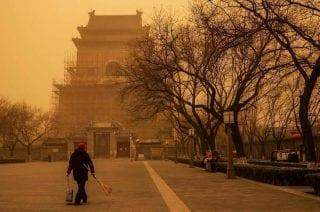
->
[[52, 11, 154, 157]]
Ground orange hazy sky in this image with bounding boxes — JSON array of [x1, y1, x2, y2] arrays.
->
[[0, 0, 189, 109]]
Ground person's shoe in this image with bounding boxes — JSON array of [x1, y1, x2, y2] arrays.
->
[[82, 200, 87, 204], [74, 202, 82, 206]]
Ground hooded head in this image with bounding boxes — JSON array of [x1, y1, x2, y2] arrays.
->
[[77, 142, 86, 150]]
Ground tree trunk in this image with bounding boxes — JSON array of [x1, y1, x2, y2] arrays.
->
[[299, 97, 316, 162], [299, 57, 320, 162], [209, 131, 216, 152], [209, 139, 215, 153], [261, 140, 266, 160], [195, 137, 201, 156], [299, 87, 316, 161], [249, 139, 253, 159], [177, 142, 181, 157], [9, 148, 14, 157], [199, 136, 207, 156], [187, 140, 191, 158], [202, 133, 216, 154], [26, 145, 32, 162], [276, 139, 282, 150], [8, 142, 17, 158], [230, 122, 245, 157], [201, 141, 208, 155], [183, 141, 187, 157]]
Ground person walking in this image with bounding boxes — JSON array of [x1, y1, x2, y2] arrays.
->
[[67, 142, 95, 205]]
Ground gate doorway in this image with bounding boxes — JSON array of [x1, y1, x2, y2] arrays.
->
[[94, 133, 110, 158], [117, 142, 130, 157]]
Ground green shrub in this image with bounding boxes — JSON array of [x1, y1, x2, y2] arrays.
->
[[173, 157, 204, 168], [232, 164, 319, 186], [169, 157, 320, 186], [248, 160, 307, 168], [306, 173, 320, 196]]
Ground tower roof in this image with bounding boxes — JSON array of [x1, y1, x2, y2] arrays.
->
[[86, 10, 142, 30]]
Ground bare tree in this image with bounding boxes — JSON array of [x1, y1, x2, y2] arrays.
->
[[12, 103, 53, 162], [267, 85, 294, 150], [123, 11, 221, 155], [0, 100, 20, 157], [124, 4, 290, 158], [287, 74, 320, 139], [188, 2, 290, 157], [228, 0, 320, 162], [242, 108, 258, 158], [253, 102, 272, 159]]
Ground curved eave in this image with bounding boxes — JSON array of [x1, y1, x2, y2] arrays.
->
[[53, 83, 65, 90], [77, 26, 86, 38], [54, 83, 122, 91], [72, 38, 128, 48], [77, 26, 146, 37]]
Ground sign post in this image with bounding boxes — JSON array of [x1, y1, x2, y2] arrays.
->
[[223, 111, 236, 179]]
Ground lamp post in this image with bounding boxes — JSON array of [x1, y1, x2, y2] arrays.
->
[[188, 128, 195, 168], [173, 129, 178, 163], [223, 111, 236, 179], [130, 133, 134, 162]]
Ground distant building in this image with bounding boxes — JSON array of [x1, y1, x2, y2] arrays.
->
[[52, 10, 160, 158]]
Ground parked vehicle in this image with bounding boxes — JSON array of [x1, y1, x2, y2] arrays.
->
[[271, 149, 299, 163]]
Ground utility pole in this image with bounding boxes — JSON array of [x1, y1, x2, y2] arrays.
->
[[223, 111, 235, 179]]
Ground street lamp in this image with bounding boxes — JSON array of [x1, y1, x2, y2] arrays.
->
[[223, 111, 236, 179], [188, 128, 195, 168], [173, 129, 178, 163], [130, 133, 134, 162]]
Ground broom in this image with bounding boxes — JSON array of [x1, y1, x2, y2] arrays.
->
[[83, 164, 112, 197], [92, 174, 112, 197]]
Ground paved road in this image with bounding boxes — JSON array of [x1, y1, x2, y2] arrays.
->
[[0, 159, 319, 211]]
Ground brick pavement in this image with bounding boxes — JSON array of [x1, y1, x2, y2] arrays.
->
[[0, 160, 166, 212], [149, 160, 320, 211], [0, 159, 319, 211]]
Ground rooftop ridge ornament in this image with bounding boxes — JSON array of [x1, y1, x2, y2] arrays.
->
[[136, 9, 143, 16], [89, 9, 95, 17]]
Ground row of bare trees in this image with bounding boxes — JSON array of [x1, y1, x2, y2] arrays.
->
[[0, 97, 53, 161], [241, 75, 320, 159], [122, 0, 320, 161]]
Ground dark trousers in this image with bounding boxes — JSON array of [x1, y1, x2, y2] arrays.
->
[[75, 180, 87, 204]]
